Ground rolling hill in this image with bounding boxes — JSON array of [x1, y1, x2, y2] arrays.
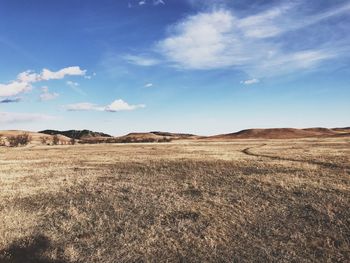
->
[[39, 129, 112, 139], [150, 131, 199, 139], [80, 132, 172, 144], [79, 131, 200, 144], [0, 130, 71, 146], [1, 127, 349, 147], [332, 127, 350, 133], [207, 127, 350, 140]]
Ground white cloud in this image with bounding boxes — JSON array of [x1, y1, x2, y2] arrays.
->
[[64, 99, 145, 112], [133, 0, 165, 7], [66, 81, 86, 95], [186, 0, 228, 7], [16, 66, 86, 83], [254, 49, 336, 76], [0, 112, 55, 123], [237, 4, 294, 39], [39, 87, 59, 101], [0, 81, 31, 97], [105, 99, 145, 112], [158, 10, 237, 70], [0, 66, 86, 98], [123, 54, 160, 66], [154, 3, 350, 75], [40, 66, 86, 81], [64, 102, 103, 111], [237, 3, 350, 39], [84, 72, 95, 79], [66, 81, 79, 88], [17, 70, 40, 83], [144, 83, 153, 88], [290, 3, 350, 33], [153, 0, 165, 5], [241, 78, 259, 85]]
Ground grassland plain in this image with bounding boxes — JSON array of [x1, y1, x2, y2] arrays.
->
[[0, 138, 349, 262]]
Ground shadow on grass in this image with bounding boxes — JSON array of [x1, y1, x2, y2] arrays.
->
[[0, 235, 68, 263]]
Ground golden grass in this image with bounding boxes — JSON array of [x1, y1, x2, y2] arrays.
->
[[0, 138, 349, 262]]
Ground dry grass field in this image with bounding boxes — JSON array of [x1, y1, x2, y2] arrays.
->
[[0, 138, 349, 262]]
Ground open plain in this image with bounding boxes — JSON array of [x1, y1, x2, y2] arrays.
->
[[0, 137, 349, 262]]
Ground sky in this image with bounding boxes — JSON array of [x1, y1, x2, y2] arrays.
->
[[0, 0, 349, 136]]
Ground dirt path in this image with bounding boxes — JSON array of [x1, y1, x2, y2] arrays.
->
[[241, 144, 348, 170]]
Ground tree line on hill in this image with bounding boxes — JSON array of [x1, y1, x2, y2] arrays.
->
[[0, 131, 172, 147]]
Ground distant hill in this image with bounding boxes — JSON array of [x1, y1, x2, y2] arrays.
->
[[79, 131, 201, 144], [150, 131, 199, 139], [80, 132, 172, 144], [0, 130, 71, 146], [207, 127, 350, 140], [302, 127, 337, 135], [116, 132, 171, 143], [117, 132, 201, 142], [331, 127, 350, 133], [2, 127, 349, 146], [39, 129, 112, 139]]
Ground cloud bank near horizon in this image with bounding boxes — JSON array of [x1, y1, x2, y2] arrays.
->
[[64, 99, 146, 112]]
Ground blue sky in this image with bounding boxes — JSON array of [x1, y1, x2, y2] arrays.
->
[[0, 0, 349, 135]]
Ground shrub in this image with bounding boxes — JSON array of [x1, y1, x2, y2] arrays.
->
[[52, 135, 60, 145], [0, 135, 5, 146], [70, 137, 76, 145], [159, 137, 172, 143], [8, 133, 32, 147], [40, 136, 48, 145]]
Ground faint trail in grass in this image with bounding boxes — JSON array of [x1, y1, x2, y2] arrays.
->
[[241, 144, 349, 170]]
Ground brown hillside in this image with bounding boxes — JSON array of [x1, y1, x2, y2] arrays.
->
[[150, 131, 199, 139], [302, 128, 337, 135], [208, 128, 348, 140], [80, 132, 172, 144], [332, 127, 350, 133], [115, 132, 171, 143], [0, 130, 71, 146]]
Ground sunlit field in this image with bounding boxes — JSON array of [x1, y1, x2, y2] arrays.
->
[[1, 138, 349, 262]]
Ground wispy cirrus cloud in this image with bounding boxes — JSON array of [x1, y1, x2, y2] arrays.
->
[[84, 72, 96, 80], [66, 81, 79, 88], [39, 87, 59, 101], [153, 0, 165, 5], [64, 102, 102, 111], [241, 78, 259, 85], [66, 81, 86, 95], [147, 2, 350, 77], [123, 54, 160, 66], [64, 99, 145, 112], [129, 0, 165, 7], [157, 9, 342, 71]]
